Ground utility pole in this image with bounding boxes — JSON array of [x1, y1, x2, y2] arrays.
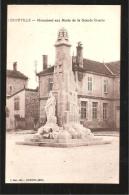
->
[[34, 60, 38, 83]]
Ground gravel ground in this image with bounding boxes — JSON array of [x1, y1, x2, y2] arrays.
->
[[5, 133, 119, 184]]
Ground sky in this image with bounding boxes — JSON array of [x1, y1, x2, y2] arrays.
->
[[7, 5, 121, 88]]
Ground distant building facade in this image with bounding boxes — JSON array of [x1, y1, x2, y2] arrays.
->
[[6, 62, 40, 130], [37, 28, 120, 130], [6, 62, 28, 96], [6, 87, 39, 130]]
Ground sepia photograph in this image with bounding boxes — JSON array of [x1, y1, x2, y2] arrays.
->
[[5, 5, 120, 184]]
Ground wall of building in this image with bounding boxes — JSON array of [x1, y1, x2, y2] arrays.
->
[[79, 97, 115, 130], [75, 73, 120, 130], [113, 77, 120, 129], [113, 100, 120, 129], [113, 77, 120, 98], [78, 73, 114, 98], [38, 71, 120, 130], [6, 89, 40, 130], [39, 74, 53, 98], [6, 77, 27, 96], [39, 74, 53, 123], [39, 99, 47, 124], [6, 90, 25, 129], [25, 90, 39, 129]]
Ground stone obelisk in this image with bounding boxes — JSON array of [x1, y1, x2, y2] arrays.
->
[[52, 28, 79, 127]]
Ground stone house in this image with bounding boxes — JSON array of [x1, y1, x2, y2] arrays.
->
[[37, 28, 120, 131], [6, 88, 39, 130], [6, 62, 28, 96]]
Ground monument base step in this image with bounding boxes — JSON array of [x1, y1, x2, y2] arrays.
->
[[16, 138, 111, 148]]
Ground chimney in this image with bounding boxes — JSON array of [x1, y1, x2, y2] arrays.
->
[[76, 42, 83, 68], [13, 62, 17, 71], [43, 55, 48, 70]]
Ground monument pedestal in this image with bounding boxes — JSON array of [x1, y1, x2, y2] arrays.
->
[[46, 116, 57, 125]]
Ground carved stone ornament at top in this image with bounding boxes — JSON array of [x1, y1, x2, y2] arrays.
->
[[77, 41, 83, 47], [57, 28, 69, 41]]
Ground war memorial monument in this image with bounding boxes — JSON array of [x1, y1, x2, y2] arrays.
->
[[17, 28, 110, 147]]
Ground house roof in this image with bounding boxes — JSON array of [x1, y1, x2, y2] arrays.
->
[[37, 59, 120, 77], [105, 61, 120, 75], [7, 88, 25, 98], [37, 66, 54, 76], [7, 70, 28, 80], [83, 59, 112, 76], [7, 88, 38, 98], [73, 58, 120, 76]]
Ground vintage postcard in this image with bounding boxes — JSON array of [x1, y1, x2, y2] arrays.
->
[[6, 5, 120, 184]]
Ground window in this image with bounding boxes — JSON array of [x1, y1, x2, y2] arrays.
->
[[92, 102, 98, 119], [48, 77, 53, 91], [14, 97, 20, 110], [103, 103, 108, 120], [104, 80, 108, 93], [9, 85, 13, 95], [81, 101, 87, 119], [88, 77, 92, 91]]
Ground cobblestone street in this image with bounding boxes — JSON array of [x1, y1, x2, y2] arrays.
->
[[6, 133, 119, 183]]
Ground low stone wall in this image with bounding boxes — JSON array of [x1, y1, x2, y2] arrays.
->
[[82, 120, 115, 130]]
